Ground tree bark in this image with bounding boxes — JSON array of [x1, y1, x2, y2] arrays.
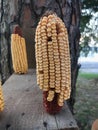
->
[[0, 0, 81, 112]]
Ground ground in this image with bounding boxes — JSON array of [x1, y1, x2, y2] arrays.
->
[[74, 72, 98, 130]]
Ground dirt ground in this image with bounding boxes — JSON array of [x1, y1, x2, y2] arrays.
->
[[74, 76, 98, 130]]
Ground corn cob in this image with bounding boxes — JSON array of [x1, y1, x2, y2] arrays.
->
[[11, 25, 28, 74], [0, 82, 4, 112], [35, 12, 71, 108]]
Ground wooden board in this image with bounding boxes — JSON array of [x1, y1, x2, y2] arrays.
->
[[0, 69, 79, 130]]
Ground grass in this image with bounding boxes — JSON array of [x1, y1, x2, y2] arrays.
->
[[79, 72, 98, 79], [74, 72, 98, 130]]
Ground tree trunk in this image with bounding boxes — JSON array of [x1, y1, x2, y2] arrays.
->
[[0, 0, 81, 112]]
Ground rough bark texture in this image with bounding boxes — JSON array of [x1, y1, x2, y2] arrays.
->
[[0, 0, 81, 112]]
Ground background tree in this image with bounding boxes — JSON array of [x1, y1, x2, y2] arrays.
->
[[81, 0, 98, 32], [0, 0, 81, 112], [80, 0, 98, 56]]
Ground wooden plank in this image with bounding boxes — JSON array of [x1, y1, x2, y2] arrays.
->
[[0, 70, 45, 130], [42, 110, 58, 130], [0, 69, 78, 130], [55, 103, 79, 130]]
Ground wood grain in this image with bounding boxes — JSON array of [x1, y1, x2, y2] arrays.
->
[[0, 69, 78, 130]]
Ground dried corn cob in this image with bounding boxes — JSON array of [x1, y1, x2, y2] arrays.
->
[[35, 12, 71, 108], [11, 25, 28, 74], [0, 82, 4, 112]]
